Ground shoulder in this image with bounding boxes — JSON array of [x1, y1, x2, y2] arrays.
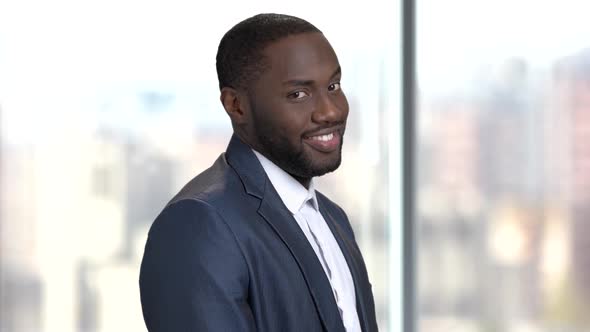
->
[[148, 198, 234, 247], [146, 152, 242, 242], [168, 153, 243, 207], [145, 197, 250, 277], [149, 152, 259, 241]]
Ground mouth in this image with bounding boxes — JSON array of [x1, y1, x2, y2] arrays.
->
[[303, 130, 342, 153]]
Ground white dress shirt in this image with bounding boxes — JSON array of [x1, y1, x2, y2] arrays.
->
[[253, 150, 361, 332]]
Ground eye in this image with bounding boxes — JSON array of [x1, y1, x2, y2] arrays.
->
[[328, 82, 341, 91], [287, 91, 310, 99]]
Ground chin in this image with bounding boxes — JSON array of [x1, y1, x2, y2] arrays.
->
[[309, 158, 342, 177], [304, 148, 343, 175]]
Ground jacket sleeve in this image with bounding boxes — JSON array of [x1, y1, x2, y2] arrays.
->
[[139, 198, 255, 332]]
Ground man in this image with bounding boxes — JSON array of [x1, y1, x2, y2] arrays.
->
[[139, 13, 378, 332]]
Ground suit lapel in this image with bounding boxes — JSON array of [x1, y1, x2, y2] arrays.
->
[[318, 199, 371, 332], [258, 196, 345, 332], [225, 135, 345, 332]]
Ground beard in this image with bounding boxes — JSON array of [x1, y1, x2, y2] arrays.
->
[[251, 117, 343, 180]]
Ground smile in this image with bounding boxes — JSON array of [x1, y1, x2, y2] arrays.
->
[[310, 133, 334, 141], [303, 131, 341, 153]]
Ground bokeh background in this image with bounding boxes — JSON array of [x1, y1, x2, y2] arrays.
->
[[416, 0, 590, 331], [0, 1, 401, 331], [1, 0, 589, 331]]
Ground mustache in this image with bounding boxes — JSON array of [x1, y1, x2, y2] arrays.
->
[[302, 123, 346, 137]]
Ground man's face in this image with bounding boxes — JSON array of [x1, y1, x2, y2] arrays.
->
[[245, 32, 349, 181]]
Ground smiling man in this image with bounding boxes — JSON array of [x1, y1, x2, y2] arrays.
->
[[139, 13, 378, 332]]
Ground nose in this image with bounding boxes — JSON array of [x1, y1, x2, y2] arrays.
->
[[311, 93, 348, 124]]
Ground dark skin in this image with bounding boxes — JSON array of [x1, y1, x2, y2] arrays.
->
[[220, 32, 349, 188]]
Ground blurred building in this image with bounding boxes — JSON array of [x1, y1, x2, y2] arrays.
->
[[417, 98, 484, 326], [79, 90, 230, 332], [553, 50, 590, 320], [418, 58, 548, 331], [0, 145, 43, 332]]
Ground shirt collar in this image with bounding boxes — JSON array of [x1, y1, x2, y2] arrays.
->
[[253, 150, 319, 213]]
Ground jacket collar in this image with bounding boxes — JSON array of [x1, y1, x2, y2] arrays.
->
[[225, 134, 266, 199]]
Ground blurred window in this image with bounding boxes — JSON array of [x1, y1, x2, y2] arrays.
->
[[416, 0, 590, 331]]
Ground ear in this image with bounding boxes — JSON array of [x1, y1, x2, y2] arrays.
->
[[220, 87, 249, 126]]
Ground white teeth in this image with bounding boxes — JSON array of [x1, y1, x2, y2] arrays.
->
[[310, 132, 334, 141]]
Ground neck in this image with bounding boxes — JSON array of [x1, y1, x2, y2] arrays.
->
[[292, 175, 312, 189]]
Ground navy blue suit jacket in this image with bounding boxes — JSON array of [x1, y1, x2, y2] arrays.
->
[[139, 135, 378, 331]]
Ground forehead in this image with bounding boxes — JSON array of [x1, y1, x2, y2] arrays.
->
[[261, 33, 340, 81]]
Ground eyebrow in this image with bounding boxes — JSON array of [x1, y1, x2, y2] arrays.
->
[[282, 66, 342, 86]]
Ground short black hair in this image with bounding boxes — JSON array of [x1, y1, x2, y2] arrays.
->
[[216, 13, 321, 91]]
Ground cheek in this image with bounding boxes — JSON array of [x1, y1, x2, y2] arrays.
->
[[337, 94, 350, 116], [256, 109, 304, 142], [278, 107, 311, 133], [278, 119, 307, 140], [257, 97, 312, 139]]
